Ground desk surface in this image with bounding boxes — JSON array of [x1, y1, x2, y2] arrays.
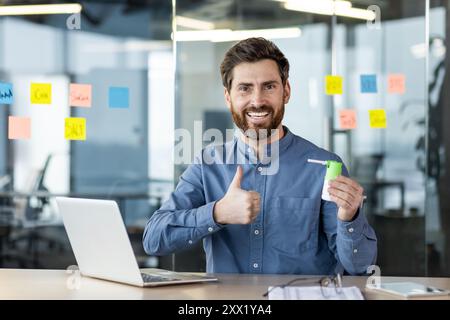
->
[[1, 269, 450, 300]]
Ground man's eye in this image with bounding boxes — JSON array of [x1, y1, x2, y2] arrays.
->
[[239, 86, 249, 92], [265, 84, 275, 90]]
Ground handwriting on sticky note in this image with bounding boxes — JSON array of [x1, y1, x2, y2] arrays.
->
[[109, 87, 129, 109], [65, 118, 86, 140], [388, 74, 405, 94], [0, 82, 13, 104], [369, 109, 387, 128], [360, 75, 377, 93], [31, 83, 52, 104], [70, 83, 92, 108], [339, 109, 357, 129], [8, 116, 31, 140], [325, 76, 343, 95]]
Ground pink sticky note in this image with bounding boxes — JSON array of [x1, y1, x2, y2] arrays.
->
[[388, 74, 405, 94], [70, 83, 92, 107], [339, 109, 357, 130], [8, 116, 31, 140]]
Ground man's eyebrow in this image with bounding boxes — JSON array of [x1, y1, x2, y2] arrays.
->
[[236, 82, 253, 87], [262, 80, 280, 86]]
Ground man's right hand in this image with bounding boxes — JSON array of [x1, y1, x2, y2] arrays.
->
[[213, 166, 261, 225]]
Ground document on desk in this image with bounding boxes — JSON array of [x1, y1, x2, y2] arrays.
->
[[268, 286, 364, 300]]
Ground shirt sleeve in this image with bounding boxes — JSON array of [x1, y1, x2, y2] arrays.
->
[[142, 157, 223, 256], [321, 160, 378, 275]]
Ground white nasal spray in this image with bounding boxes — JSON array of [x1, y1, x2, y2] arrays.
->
[[307, 159, 343, 201]]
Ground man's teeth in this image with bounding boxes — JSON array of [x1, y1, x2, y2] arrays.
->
[[247, 112, 269, 118]]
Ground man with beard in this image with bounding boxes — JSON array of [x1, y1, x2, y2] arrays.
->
[[143, 38, 377, 275]]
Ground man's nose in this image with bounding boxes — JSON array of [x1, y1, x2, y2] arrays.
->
[[250, 88, 266, 107]]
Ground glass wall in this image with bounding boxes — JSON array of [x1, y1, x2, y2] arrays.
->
[[0, 1, 173, 269], [174, 0, 449, 276]]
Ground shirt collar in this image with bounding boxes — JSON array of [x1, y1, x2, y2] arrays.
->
[[235, 125, 294, 164]]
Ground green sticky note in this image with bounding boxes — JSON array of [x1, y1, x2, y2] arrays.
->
[[325, 160, 342, 181]]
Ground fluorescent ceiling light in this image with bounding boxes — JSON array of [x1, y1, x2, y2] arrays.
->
[[174, 27, 302, 42], [280, 0, 376, 21], [176, 16, 215, 30], [0, 3, 82, 16]]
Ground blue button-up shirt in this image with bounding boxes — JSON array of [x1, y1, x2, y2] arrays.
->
[[143, 126, 377, 275]]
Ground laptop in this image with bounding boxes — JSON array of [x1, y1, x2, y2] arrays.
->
[[56, 197, 218, 287]]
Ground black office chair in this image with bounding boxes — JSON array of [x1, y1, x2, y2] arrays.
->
[[7, 155, 66, 268]]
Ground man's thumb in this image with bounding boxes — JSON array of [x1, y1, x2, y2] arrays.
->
[[229, 165, 243, 189]]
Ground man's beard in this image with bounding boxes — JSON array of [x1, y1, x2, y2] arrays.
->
[[230, 103, 285, 141]]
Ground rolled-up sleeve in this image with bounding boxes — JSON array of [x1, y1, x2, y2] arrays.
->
[[142, 159, 223, 256]]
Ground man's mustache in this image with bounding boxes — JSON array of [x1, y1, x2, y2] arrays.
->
[[242, 106, 274, 114]]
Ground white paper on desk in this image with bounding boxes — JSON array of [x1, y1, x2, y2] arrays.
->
[[268, 286, 364, 300]]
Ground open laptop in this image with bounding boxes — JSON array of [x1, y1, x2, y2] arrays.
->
[[55, 197, 218, 287]]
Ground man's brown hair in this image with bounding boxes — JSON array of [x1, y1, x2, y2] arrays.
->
[[220, 37, 290, 91]]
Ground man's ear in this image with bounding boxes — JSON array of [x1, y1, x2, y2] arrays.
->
[[224, 87, 232, 110], [283, 80, 291, 104]]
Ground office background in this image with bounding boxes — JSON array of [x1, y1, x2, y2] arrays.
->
[[0, 0, 449, 277]]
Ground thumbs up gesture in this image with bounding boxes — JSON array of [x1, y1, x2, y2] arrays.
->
[[213, 166, 261, 225]]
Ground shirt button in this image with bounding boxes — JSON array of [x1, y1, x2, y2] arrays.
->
[[353, 249, 358, 254], [253, 263, 259, 269], [257, 167, 263, 172], [254, 229, 260, 235], [348, 228, 354, 233], [247, 147, 252, 153], [188, 240, 193, 244], [208, 227, 213, 232]]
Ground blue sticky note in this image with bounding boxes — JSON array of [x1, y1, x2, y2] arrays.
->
[[109, 87, 129, 109], [0, 82, 13, 104], [360, 74, 377, 93]]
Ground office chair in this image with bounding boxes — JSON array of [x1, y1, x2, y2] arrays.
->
[[7, 155, 66, 268], [0, 176, 30, 267]]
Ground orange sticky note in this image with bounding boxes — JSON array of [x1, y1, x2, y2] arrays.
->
[[369, 109, 387, 128], [339, 109, 357, 129], [325, 75, 343, 95], [387, 74, 405, 94], [8, 116, 31, 140], [70, 83, 92, 108], [65, 117, 86, 140], [30, 83, 52, 104]]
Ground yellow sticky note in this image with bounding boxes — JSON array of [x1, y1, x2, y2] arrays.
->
[[369, 109, 387, 128], [65, 117, 86, 140], [339, 109, 357, 130], [387, 74, 405, 94], [31, 83, 52, 104], [325, 75, 343, 95]]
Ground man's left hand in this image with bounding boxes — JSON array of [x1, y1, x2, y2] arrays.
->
[[328, 176, 364, 222]]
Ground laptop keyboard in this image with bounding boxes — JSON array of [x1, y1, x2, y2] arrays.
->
[[141, 273, 179, 283]]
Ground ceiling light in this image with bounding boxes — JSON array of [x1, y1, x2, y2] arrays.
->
[[0, 3, 82, 16], [280, 0, 376, 21], [174, 27, 301, 42], [176, 16, 215, 30]]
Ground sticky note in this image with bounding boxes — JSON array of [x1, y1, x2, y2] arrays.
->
[[339, 109, 357, 129], [387, 74, 405, 94], [0, 82, 13, 104], [65, 117, 86, 140], [325, 76, 343, 95], [360, 75, 377, 93], [8, 116, 31, 140], [109, 87, 129, 108], [31, 83, 52, 104], [369, 109, 387, 128], [70, 83, 92, 108]]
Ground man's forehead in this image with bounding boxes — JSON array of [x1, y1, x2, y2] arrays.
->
[[231, 60, 281, 83]]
